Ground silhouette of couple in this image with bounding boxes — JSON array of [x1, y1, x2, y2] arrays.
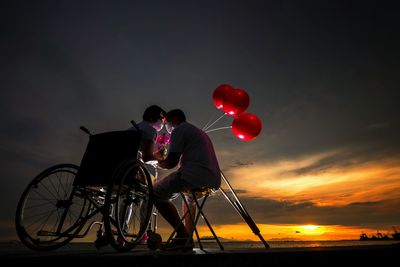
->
[[129, 105, 221, 250]]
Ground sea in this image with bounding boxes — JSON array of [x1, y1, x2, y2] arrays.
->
[[202, 240, 400, 249]]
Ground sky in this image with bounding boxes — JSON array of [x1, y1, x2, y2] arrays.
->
[[1, 0, 399, 242]]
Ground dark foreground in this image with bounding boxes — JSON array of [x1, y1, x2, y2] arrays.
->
[[1, 242, 399, 266]]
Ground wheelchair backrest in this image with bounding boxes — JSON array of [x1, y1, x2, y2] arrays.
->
[[74, 130, 141, 186]]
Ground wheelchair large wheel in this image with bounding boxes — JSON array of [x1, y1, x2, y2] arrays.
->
[[15, 164, 90, 251], [104, 160, 153, 252]]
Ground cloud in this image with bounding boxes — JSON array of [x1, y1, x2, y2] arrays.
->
[[223, 149, 400, 206], [229, 160, 254, 168], [202, 192, 400, 228], [192, 149, 400, 228]]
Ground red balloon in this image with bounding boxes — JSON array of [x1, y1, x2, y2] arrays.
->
[[232, 113, 262, 141], [212, 84, 233, 109], [222, 88, 250, 116]]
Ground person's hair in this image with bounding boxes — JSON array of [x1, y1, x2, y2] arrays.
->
[[165, 109, 186, 123], [142, 105, 166, 123]]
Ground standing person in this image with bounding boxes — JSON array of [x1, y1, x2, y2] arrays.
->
[[154, 109, 221, 250]]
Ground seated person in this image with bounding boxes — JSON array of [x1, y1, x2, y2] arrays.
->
[[153, 109, 221, 250], [128, 105, 166, 163], [125, 105, 166, 244]]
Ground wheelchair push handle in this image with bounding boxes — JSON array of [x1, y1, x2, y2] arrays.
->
[[80, 126, 91, 136], [130, 120, 140, 131]]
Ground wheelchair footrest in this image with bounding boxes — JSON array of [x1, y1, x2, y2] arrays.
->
[[37, 230, 75, 238]]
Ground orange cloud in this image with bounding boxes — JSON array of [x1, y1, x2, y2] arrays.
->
[[225, 151, 400, 206]]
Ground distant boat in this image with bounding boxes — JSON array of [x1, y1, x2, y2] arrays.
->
[[360, 226, 400, 241]]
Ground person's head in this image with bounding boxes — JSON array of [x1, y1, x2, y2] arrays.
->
[[143, 105, 166, 132], [165, 109, 186, 134]]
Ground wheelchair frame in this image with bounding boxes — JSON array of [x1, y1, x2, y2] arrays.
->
[[15, 125, 157, 252]]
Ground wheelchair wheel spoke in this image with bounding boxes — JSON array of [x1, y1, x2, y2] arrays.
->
[[16, 164, 90, 250], [25, 208, 58, 230], [24, 201, 53, 210], [55, 172, 68, 199], [47, 175, 61, 199], [30, 189, 58, 207], [104, 161, 153, 251]]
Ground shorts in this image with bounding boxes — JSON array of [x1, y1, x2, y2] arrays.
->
[[153, 171, 196, 203]]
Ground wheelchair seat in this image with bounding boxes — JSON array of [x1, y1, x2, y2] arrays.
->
[[73, 130, 141, 187]]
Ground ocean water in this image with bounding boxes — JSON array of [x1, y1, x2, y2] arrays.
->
[[202, 240, 400, 249]]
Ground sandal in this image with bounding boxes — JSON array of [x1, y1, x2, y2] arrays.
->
[[162, 237, 194, 251]]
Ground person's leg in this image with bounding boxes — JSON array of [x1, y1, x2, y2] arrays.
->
[[182, 195, 196, 238], [153, 172, 190, 238], [154, 201, 189, 238]]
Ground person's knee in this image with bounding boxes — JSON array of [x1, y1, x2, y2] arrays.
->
[[153, 172, 182, 202], [153, 183, 175, 203]]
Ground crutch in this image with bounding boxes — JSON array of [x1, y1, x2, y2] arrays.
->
[[219, 170, 270, 249]]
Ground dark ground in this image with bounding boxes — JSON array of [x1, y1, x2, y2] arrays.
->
[[1, 242, 399, 266]]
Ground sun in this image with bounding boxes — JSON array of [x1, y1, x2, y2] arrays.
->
[[300, 225, 319, 231]]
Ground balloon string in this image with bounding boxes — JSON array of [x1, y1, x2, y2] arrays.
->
[[204, 113, 227, 131], [202, 110, 219, 130], [205, 126, 232, 133]]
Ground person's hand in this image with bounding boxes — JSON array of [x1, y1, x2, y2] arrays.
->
[[155, 157, 169, 170], [152, 149, 166, 161]]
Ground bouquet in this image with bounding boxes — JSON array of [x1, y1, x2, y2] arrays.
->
[[155, 133, 170, 157]]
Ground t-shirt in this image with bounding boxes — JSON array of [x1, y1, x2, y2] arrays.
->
[[128, 120, 157, 149], [169, 122, 221, 189], [128, 120, 157, 176]]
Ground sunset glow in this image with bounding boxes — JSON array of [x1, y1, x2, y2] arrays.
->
[[225, 150, 400, 207], [200, 149, 400, 241], [201, 224, 392, 241], [300, 225, 319, 231], [65, 223, 396, 243], [153, 224, 386, 241]]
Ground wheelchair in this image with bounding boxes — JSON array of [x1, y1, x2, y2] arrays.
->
[[15, 125, 160, 252]]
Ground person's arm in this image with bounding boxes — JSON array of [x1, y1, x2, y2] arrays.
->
[[158, 152, 181, 169], [158, 123, 184, 169], [141, 139, 156, 162]]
